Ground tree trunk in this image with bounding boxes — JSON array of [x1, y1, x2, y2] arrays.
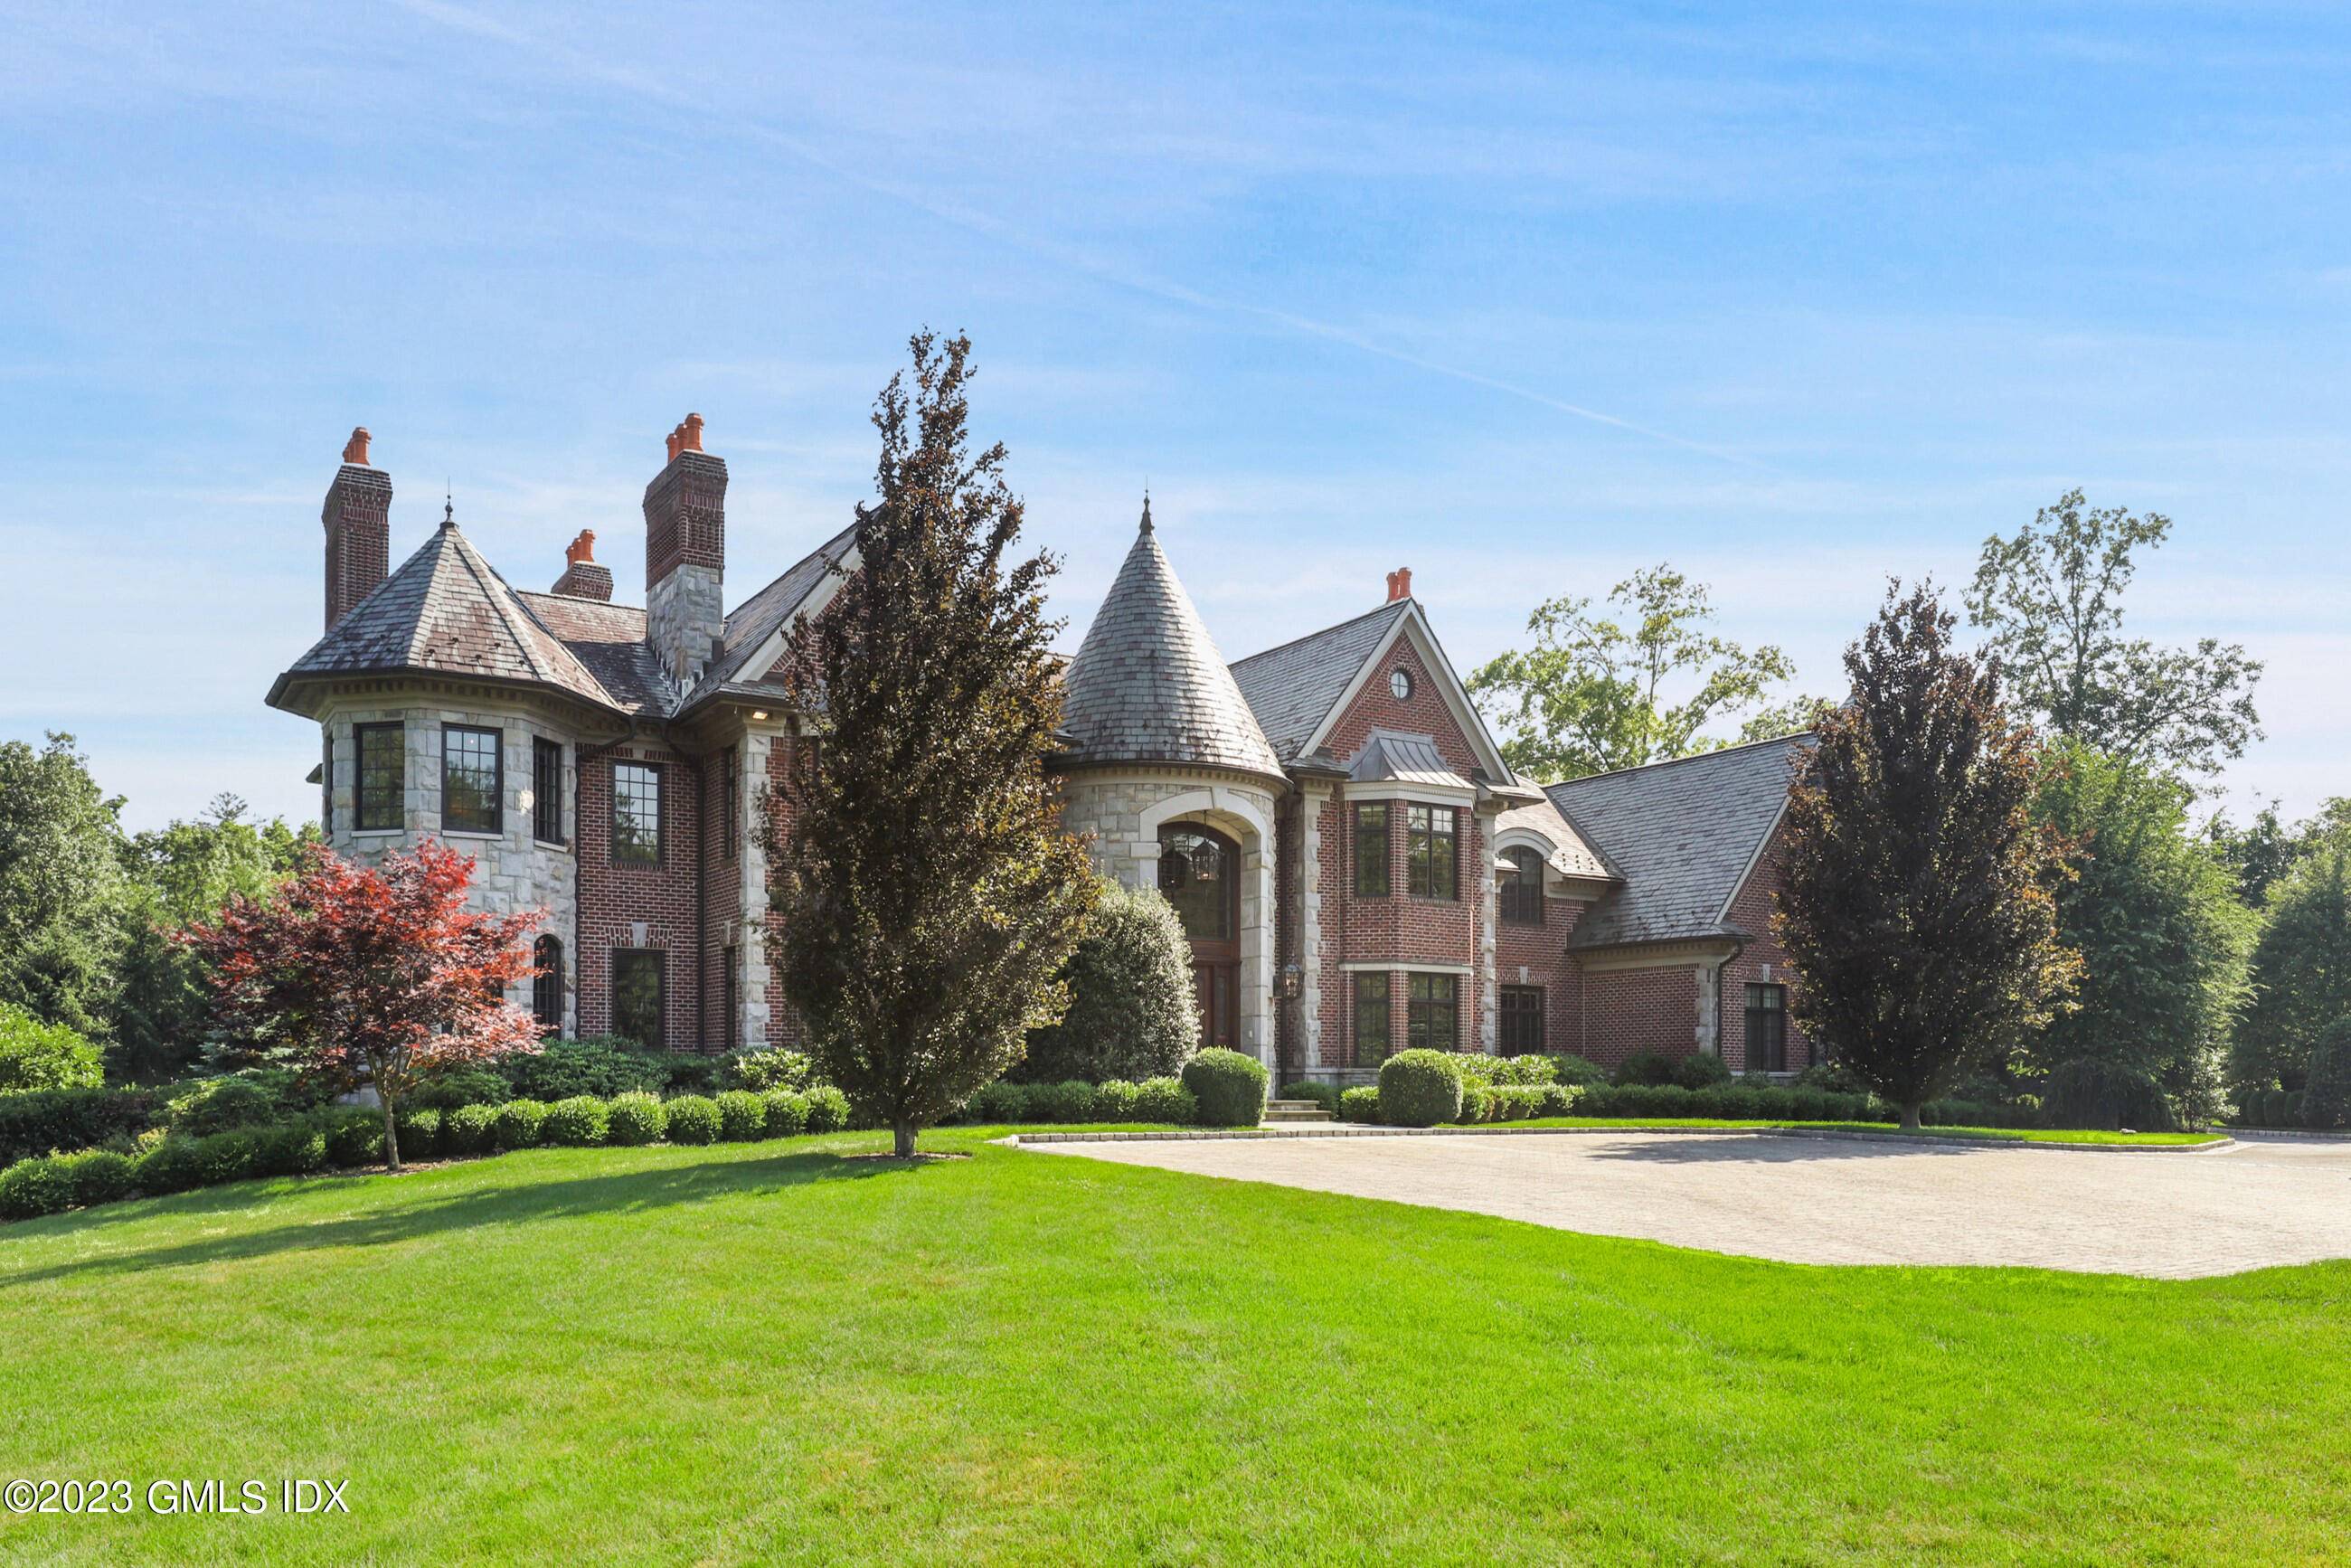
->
[[381, 1092, 402, 1172], [892, 1119, 917, 1158], [1899, 1100, 1922, 1133]]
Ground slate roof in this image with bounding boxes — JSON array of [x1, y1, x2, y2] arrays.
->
[[1228, 600, 1411, 763], [1492, 797, 1616, 882], [1544, 733, 1811, 949], [686, 520, 859, 708], [514, 592, 672, 717], [271, 520, 623, 715], [1057, 510, 1283, 780]]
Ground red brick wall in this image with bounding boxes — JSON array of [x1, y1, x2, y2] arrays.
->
[[1572, 965, 1704, 1069], [1494, 891, 1588, 1055], [575, 741, 705, 1052], [1314, 633, 1489, 1065], [1717, 821, 1813, 1072]]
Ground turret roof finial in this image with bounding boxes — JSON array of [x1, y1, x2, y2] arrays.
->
[[1140, 487, 1153, 534], [442, 484, 455, 530]]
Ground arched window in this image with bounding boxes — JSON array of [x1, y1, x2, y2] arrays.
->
[[1157, 826, 1237, 942], [1498, 845, 1544, 926], [532, 936, 564, 1032]]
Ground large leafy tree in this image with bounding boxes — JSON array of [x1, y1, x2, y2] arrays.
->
[[184, 841, 543, 1169], [2230, 828, 2351, 1099], [1777, 582, 2080, 1129], [0, 732, 128, 1038], [1468, 566, 1817, 782], [2029, 742, 2255, 1125], [1966, 489, 2261, 777], [765, 331, 1097, 1157], [2207, 797, 2351, 909], [112, 794, 315, 1083]]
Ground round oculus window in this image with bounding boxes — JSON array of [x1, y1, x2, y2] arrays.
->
[[1389, 668, 1413, 700]]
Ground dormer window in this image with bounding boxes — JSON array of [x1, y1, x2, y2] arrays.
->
[[1499, 845, 1544, 925]]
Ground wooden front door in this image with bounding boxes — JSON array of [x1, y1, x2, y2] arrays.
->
[[1158, 823, 1242, 1051]]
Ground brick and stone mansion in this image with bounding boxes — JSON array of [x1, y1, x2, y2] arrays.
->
[[269, 420, 1814, 1082]]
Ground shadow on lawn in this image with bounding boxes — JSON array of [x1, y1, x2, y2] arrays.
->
[[0, 1149, 919, 1286]]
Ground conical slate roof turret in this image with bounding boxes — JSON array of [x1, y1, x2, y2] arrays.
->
[[1058, 501, 1283, 781]]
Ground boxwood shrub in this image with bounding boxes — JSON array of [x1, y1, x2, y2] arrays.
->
[[606, 1091, 667, 1146], [58, 1148, 136, 1207], [1674, 1053, 1733, 1090], [664, 1095, 722, 1146], [316, 1112, 380, 1168], [505, 1038, 671, 1102], [490, 1100, 548, 1152], [258, 1119, 330, 1176], [802, 1086, 851, 1134], [444, 1102, 499, 1156], [1337, 1086, 1381, 1123], [714, 1090, 767, 1142], [394, 1106, 443, 1160], [758, 1090, 807, 1138], [1183, 1049, 1268, 1128], [1377, 1049, 1464, 1127], [1032, 1081, 1098, 1124], [1091, 1080, 1142, 1121], [543, 1096, 611, 1147], [1134, 1076, 1196, 1125], [0, 1156, 76, 1220]]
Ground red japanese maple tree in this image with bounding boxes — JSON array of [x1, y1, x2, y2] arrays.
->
[[184, 840, 546, 1169]]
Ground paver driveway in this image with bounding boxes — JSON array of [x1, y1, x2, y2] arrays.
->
[[1031, 1130, 2351, 1277]]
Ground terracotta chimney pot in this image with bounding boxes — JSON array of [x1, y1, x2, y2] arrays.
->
[[1386, 567, 1412, 602], [343, 427, 372, 467]]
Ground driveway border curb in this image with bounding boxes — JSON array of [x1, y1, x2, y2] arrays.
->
[[1008, 1125, 2233, 1154]]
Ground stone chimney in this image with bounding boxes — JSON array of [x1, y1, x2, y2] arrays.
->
[[1385, 567, 1412, 603], [551, 529, 614, 600], [644, 413, 727, 685], [324, 427, 393, 630]]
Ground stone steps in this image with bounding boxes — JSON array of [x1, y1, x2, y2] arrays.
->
[[1262, 1099, 1335, 1126]]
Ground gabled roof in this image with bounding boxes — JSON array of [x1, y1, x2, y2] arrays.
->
[[270, 520, 623, 716], [1057, 508, 1283, 780], [514, 592, 672, 717], [686, 520, 859, 709], [1228, 600, 1410, 763], [1544, 733, 1811, 949]]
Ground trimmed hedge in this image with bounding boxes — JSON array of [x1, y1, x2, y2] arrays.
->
[[0, 1086, 164, 1167], [664, 1095, 722, 1146], [445, 1103, 500, 1156], [607, 1092, 667, 1146], [1185, 1049, 1270, 1128], [1613, 1051, 1678, 1087], [1378, 1050, 1464, 1127], [491, 1100, 548, 1152], [714, 1091, 767, 1142], [543, 1096, 611, 1148], [1134, 1076, 1197, 1125], [803, 1087, 852, 1134], [758, 1090, 807, 1138], [1337, 1086, 1381, 1123]]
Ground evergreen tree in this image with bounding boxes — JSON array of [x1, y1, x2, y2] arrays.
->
[[764, 332, 1097, 1157], [0, 732, 127, 1038], [1016, 875, 1198, 1084], [1777, 582, 2080, 1129]]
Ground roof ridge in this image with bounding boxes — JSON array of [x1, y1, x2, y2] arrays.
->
[[1228, 597, 1406, 672], [1544, 730, 1813, 792]]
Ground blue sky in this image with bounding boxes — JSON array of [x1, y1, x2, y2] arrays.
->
[[2, 0, 2344, 832]]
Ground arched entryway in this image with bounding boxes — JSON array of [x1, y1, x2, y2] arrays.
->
[[1157, 823, 1241, 1047]]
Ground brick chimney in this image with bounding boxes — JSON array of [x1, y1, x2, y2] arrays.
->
[[551, 529, 614, 600], [644, 413, 727, 685], [1385, 567, 1412, 603], [323, 427, 393, 630]]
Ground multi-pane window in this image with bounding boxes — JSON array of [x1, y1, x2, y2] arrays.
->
[[441, 725, 502, 833], [532, 936, 563, 1032], [533, 738, 563, 844], [1406, 973, 1459, 1051], [1745, 983, 1789, 1072], [1406, 805, 1458, 899], [1499, 986, 1544, 1052], [1498, 846, 1544, 925], [320, 736, 334, 833], [612, 949, 663, 1048], [722, 745, 741, 864], [1354, 803, 1390, 897], [354, 723, 404, 831], [1354, 972, 1391, 1065], [1157, 827, 1236, 942], [612, 762, 661, 864]]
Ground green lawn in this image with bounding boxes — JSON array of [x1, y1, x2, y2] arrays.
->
[[1, 1130, 2343, 1564]]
